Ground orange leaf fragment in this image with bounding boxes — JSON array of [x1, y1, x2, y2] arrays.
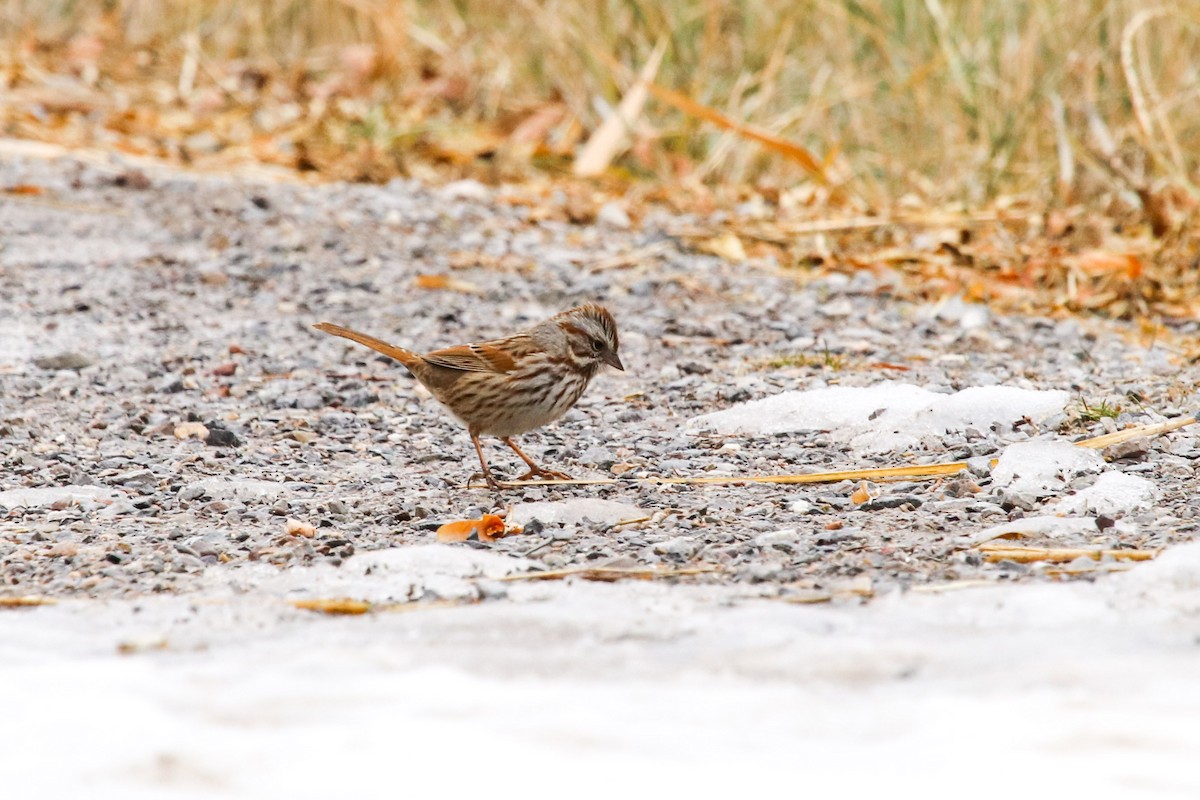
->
[[292, 598, 372, 615], [850, 481, 873, 505], [642, 82, 826, 181], [0, 596, 56, 608], [414, 274, 481, 294], [1075, 251, 1143, 280], [4, 184, 46, 196], [436, 514, 510, 543]]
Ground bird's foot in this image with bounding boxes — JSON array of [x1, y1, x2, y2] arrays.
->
[[466, 470, 506, 491], [513, 466, 573, 483]]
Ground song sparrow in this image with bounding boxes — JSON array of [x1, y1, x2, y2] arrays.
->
[[313, 304, 623, 490]]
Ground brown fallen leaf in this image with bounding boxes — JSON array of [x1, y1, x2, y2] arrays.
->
[[0, 596, 57, 608], [292, 598, 372, 615], [285, 518, 316, 538], [117, 635, 168, 654], [1074, 251, 1143, 280], [697, 232, 747, 262], [4, 184, 46, 196], [173, 421, 209, 440], [414, 274, 482, 294], [436, 513, 509, 543]]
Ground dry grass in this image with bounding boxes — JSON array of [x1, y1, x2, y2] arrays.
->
[[2, 1, 1198, 200], [3, 2, 1200, 320]]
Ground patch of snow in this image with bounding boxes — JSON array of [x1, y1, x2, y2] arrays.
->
[[508, 499, 645, 528], [688, 383, 1069, 454], [0, 485, 117, 508], [438, 178, 490, 201], [991, 441, 1105, 497], [190, 477, 296, 500], [207, 545, 533, 604], [5, 561, 1200, 796], [970, 516, 1102, 546], [1051, 471, 1158, 517]]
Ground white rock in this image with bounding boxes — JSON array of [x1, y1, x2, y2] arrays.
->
[[971, 516, 1100, 546], [192, 477, 294, 500], [789, 500, 815, 515], [991, 441, 1105, 498], [1052, 471, 1158, 517], [439, 179, 490, 201], [654, 536, 700, 557], [596, 201, 632, 230], [0, 485, 117, 508], [508, 499, 645, 528], [755, 529, 802, 548]]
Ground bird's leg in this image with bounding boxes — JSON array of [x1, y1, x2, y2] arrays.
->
[[469, 432, 504, 491], [502, 437, 572, 482]]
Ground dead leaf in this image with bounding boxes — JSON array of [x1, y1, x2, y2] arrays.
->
[[698, 232, 746, 262], [285, 518, 316, 538], [414, 274, 481, 294], [4, 184, 46, 196], [850, 481, 873, 505], [173, 421, 209, 440], [509, 103, 567, 150], [293, 598, 372, 615], [117, 635, 168, 654], [0, 596, 57, 608], [1074, 251, 1143, 280], [436, 513, 509, 542]]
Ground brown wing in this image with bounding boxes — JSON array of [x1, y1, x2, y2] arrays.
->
[[422, 341, 519, 374]]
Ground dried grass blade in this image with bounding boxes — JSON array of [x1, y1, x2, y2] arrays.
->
[[574, 39, 666, 177], [976, 545, 1157, 564], [0, 596, 57, 608], [642, 82, 826, 181], [498, 566, 721, 583], [656, 462, 970, 486], [1076, 414, 1197, 450]]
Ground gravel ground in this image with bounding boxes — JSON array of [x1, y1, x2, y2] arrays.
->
[[2, 152, 1199, 600]]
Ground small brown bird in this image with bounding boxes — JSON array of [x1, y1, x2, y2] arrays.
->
[[313, 304, 623, 489]]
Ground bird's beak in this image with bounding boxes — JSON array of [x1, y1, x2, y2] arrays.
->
[[603, 351, 625, 371]]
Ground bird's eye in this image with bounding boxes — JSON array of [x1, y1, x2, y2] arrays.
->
[[591, 339, 604, 352]]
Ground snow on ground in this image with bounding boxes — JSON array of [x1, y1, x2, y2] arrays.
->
[[1052, 470, 1159, 516], [3, 542, 1200, 798], [991, 440, 1106, 497], [507, 498, 645, 528], [688, 382, 1070, 454]]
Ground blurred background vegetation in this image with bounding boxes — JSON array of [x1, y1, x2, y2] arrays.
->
[[3, 1, 1200, 322], [3, 0, 1198, 207]]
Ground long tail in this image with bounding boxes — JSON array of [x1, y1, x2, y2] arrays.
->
[[313, 322, 420, 368]]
